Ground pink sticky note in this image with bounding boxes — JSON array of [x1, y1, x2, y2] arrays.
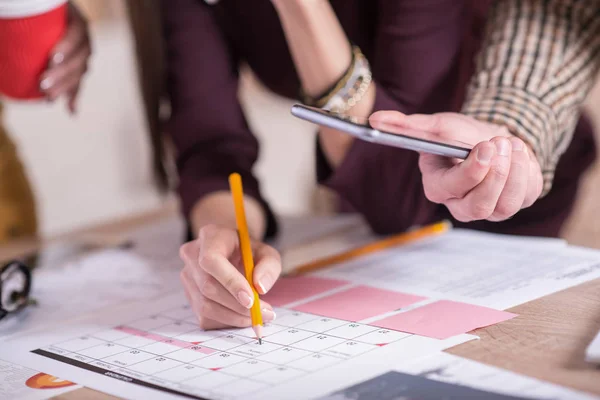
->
[[372, 300, 517, 339], [262, 276, 349, 307], [292, 286, 426, 322]]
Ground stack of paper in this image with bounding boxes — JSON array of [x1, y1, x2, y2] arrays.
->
[[315, 228, 599, 311], [2, 217, 599, 400]]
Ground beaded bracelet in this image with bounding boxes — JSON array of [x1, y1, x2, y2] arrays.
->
[[322, 46, 372, 113]]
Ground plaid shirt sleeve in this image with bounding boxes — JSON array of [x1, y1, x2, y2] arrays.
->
[[462, 0, 600, 195]]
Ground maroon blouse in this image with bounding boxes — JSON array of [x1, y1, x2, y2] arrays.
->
[[160, 0, 595, 239]]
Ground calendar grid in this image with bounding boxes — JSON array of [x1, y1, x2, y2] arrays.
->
[[32, 303, 418, 400], [31, 349, 210, 400]]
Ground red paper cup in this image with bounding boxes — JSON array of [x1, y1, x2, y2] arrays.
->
[[0, 1, 67, 100]]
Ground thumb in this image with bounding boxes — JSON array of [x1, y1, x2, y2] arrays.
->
[[370, 111, 442, 133], [418, 152, 456, 176], [370, 111, 452, 138], [400, 113, 445, 133], [369, 110, 407, 128]]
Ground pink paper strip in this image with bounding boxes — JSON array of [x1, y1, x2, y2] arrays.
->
[[145, 333, 168, 342], [262, 276, 349, 307], [188, 344, 217, 355], [115, 326, 167, 342], [372, 300, 517, 339], [115, 326, 147, 337], [116, 325, 217, 354], [292, 286, 426, 321], [160, 338, 191, 348]]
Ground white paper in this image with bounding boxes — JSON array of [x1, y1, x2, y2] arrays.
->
[[0, 250, 181, 341], [316, 228, 600, 310], [395, 353, 599, 399], [0, 358, 80, 400], [0, 216, 185, 341], [1, 291, 477, 400], [276, 217, 565, 269]]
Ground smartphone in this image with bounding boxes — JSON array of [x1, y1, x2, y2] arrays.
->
[[290, 104, 471, 159]]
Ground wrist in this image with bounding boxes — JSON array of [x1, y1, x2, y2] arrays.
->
[[190, 191, 266, 240], [317, 82, 376, 167], [318, 130, 355, 168]]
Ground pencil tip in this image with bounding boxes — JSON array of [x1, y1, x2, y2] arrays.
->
[[258, 338, 263, 345]]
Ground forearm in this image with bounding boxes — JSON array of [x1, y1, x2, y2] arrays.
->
[[272, 0, 350, 96], [462, 0, 600, 195], [272, 0, 375, 167], [190, 192, 266, 240], [162, 0, 277, 240]]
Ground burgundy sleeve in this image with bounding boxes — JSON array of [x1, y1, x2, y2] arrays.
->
[[318, 0, 466, 234], [160, 0, 277, 238]]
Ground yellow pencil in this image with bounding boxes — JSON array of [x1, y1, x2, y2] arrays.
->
[[288, 220, 451, 276], [229, 173, 264, 344]]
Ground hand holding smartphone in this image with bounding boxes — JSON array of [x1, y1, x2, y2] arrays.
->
[[291, 105, 543, 226], [290, 104, 472, 159]]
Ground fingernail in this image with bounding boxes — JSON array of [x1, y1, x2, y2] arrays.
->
[[52, 52, 64, 64], [40, 78, 53, 91], [509, 137, 524, 151], [495, 138, 511, 156], [237, 291, 253, 309], [262, 308, 276, 321], [257, 274, 275, 295], [476, 145, 494, 164]]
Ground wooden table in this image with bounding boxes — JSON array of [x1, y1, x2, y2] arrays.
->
[[2, 206, 599, 399], [449, 279, 600, 395]]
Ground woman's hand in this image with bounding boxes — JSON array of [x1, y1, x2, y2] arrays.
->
[[369, 111, 543, 222], [179, 225, 280, 330], [40, 3, 91, 114]]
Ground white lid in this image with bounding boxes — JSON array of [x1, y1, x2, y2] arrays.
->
[[0, 0, 67, 18]]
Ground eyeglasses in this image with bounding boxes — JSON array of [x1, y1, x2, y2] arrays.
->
[[0, 261, 32, 321]]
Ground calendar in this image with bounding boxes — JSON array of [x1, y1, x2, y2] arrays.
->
[[2, 287, 475, 400]]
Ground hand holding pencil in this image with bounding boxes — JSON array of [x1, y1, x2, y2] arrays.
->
[[178, 176, 281, 332], [178, 172, 447, 336]]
